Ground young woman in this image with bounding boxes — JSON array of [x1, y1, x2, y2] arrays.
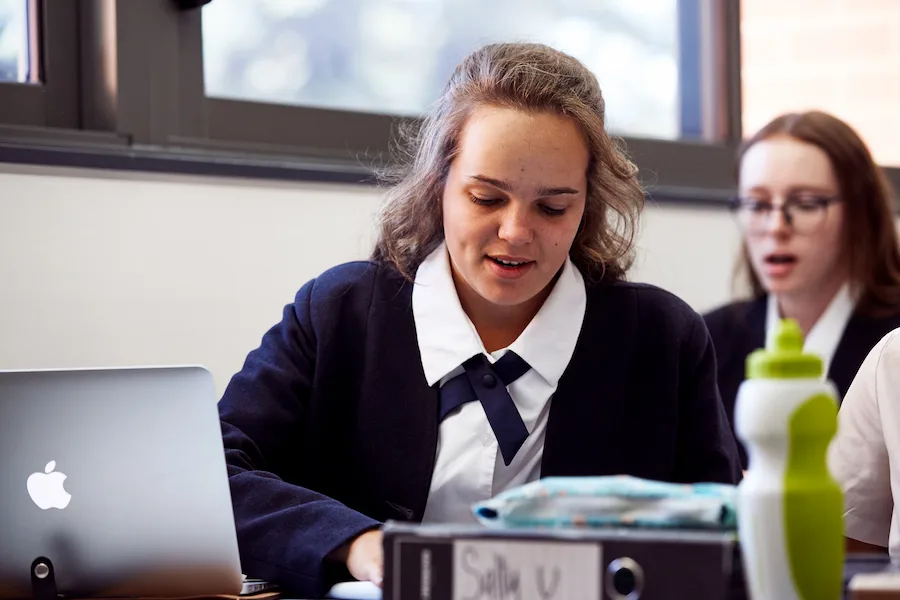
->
[[219, 42, 740, 598], [830, 329, 900, 556], [704, 111, 900, 469]]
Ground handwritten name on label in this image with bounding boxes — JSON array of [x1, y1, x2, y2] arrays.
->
[[452, 539, 600, 600]]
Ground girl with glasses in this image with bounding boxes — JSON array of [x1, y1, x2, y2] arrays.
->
[[703, 111, 900, 474]]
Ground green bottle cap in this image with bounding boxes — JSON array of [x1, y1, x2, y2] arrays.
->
[[746, 318, 823, 379]]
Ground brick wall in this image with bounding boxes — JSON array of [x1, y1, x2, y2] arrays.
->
[[740, 0, 900, 165]]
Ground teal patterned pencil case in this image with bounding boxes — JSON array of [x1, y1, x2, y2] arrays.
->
[[472, 475, 737, 530]]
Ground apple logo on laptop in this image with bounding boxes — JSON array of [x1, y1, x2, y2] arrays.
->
[[27, 460, 72, 510]]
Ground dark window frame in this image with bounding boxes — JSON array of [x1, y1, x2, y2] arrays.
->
[[0, 0, 897, 204], [0, 0, 80, 129], [174, 0, 745, 200]]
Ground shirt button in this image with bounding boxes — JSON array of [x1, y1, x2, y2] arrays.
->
[[482, 435, 493, 447], [482, 373, 497, 388]]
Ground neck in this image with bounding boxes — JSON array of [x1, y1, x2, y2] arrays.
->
[[455, 278, 557, 354], [775, 278, 848, 336], [469, 301, 543, 352]]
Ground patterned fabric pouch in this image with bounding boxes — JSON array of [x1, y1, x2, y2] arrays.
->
[[472, 475, 737, 530]]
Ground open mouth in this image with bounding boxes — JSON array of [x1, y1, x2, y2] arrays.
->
[[764, 253, 797, 266], [488, 256, 532, 267], [486, 255, 535, 276]]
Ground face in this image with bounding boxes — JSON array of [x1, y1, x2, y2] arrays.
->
[[739, 135, 847, 299], [442, 105, 589, 318]]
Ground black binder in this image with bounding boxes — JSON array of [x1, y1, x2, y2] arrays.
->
[[382, 522, 745, 600]]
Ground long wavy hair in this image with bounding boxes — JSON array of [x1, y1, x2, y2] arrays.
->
[[370, 42, 645, 284], [735, 111, 900, 317]]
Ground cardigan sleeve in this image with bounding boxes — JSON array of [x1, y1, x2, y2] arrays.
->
[[674, 313, 743, 484], [217, 276, 380, 598]]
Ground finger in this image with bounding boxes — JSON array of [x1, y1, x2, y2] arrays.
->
[[368, 564, 383, 588]]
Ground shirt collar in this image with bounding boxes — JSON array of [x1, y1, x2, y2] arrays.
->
[[766, 283, 856, 374], [413, 244, 484, 386], [506, 255, 586, 387], [412, 242, 587, 387]]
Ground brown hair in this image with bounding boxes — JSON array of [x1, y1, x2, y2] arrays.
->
[[735, 111, 900, 317], [371, 42, 644, 284]]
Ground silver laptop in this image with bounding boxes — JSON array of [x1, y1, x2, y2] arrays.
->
[[0, 366, 243, 598]]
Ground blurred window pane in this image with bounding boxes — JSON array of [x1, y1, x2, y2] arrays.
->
[[202, 0, 681, 140], [741, 0, 900, 166], [0, 0, 37, 84]]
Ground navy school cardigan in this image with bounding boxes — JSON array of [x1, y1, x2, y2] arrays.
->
[[218, 260, 742, 597], [704, 296, 900, 468]]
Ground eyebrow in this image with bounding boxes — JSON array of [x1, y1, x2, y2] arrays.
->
[[469, 175, 580, 197]]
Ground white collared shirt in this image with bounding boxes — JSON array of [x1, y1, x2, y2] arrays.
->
[[829, 329, 900, 557], [766, 284, 856, 376], [412, 243, 587, 524]]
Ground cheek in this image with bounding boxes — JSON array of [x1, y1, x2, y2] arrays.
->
[[743, 238, 768, 273], [819, 222, 846, 263], [811, 210, 845, 250], [823, 209, 846, 244], [543, 220, 581, 262], [559, 224, 580, 250], [441, 197, 466, 246], [442, 196, 491, 255], [743, 234, 765, 258], [556, 208, 586, 245]]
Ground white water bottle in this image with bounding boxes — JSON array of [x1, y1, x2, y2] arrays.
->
[[734, 318, 843, 600]]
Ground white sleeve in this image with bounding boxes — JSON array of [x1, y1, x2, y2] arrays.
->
[[829, 329, 900, 548]]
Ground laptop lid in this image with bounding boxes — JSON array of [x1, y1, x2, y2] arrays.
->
[[0, 366, 243, 598]]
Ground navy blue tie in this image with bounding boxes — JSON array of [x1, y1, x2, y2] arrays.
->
[[438, 351, 531, 466]]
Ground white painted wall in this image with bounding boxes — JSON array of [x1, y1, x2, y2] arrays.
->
[[0, 164, 743, 395]]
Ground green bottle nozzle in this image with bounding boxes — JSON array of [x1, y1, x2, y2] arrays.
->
[[746, 318, 823, 380]]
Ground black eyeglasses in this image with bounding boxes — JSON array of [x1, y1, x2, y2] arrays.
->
[[729, 194, 841, 234]]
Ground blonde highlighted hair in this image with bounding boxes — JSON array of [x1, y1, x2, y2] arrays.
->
[[371, 42, 645, 284]]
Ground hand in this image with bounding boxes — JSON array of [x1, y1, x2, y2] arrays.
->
[[341, 530, 384, 587]]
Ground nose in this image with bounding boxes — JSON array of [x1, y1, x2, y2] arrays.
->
[[497, 204, 534, 246], [762, 204, 791, 237]]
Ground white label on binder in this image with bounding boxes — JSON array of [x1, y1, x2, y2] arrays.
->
[[452, 539, 600, 600]]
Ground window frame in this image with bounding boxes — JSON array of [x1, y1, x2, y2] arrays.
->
[[0, 0, 897, 204], [0, 0, 80, 129], [174, 0, 744, 200]]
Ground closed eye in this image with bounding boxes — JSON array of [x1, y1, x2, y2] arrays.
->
[[469, 194, 501, 207], [540, 204, 566, 216]]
